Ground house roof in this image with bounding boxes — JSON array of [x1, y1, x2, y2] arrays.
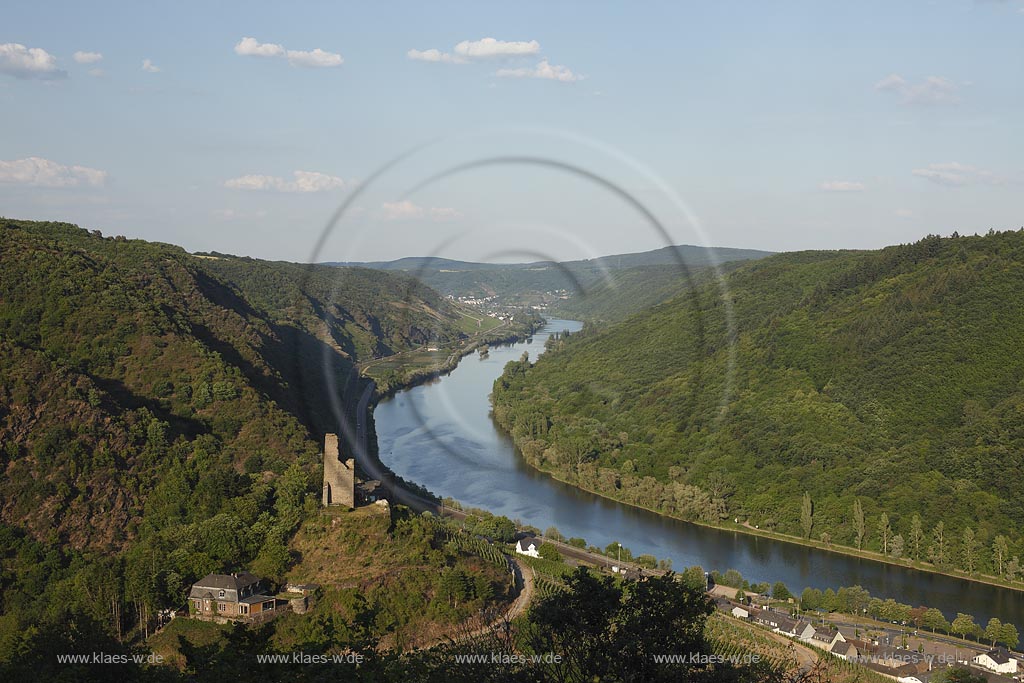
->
[[188, 572, 264, 601], [192, 572, 261, 591], [775, 616, 798, 632], [811, 628, 839, 642], [980, 647, 1012, 664], [517, 537, 539, 549], [240, 595, 276, 605], [832, 641, 855, 656]]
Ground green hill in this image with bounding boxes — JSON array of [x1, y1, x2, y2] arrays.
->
[[493, 231, 1024, 577], [0, 218, 473, 649], [548, 260, 753, 323], [333, 244, 772, 312]]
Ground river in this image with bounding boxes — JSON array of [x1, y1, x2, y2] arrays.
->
[[374, 319, 1024, 628]]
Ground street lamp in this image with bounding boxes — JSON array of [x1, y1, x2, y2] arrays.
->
[[617, 542, 621, 563]]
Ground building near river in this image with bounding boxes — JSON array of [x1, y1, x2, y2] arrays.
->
[[972, 648, 1018, 675], [515, 537, 541, 557]]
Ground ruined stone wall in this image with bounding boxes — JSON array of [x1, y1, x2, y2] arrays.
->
[[321, 433, 354, 508]]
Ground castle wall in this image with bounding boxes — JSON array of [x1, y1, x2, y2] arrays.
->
[[321, 433, 355, 508]]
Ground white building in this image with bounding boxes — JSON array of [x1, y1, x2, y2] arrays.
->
[[731, 606, 749, 619], [972, 648, 1018, 675], [515, 537, 541, 558]]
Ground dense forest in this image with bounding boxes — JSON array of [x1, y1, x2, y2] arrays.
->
[[0, 219, 474, 670], [493, 230, 1024, 580]]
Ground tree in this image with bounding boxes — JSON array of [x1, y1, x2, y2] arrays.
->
[[909, 606, 927, 630], [878, 513, 892, 555], [961, 527, 978, 573], [853, 500, 866, 550], [986, 617, 1003, 646], [929, 522, 947, 567], [439, 568, 471, 609], [890, 534, 905, 559], [523, 567, 719, 683], [922, 608, 950, 633], [801, 588, 823, 611], [951, 613, 977, 640], [538, 543, 562, 562], [544, 526, 564, 542], [910, 514, 924, 561], [932, 668, 986, 683], [993, 535, 1009, 577], [820, 531, 832, 547], [1007, 556, 1021, 582], [999, 622, 1019, 649], [772, 581, 792, 602], [800, 492, 813, 540], [474, 574, 495, 604]]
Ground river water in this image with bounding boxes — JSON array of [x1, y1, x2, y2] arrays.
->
[[374, 319, 1024, 627]]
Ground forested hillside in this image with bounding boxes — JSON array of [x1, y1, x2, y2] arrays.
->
[[549, 260, 752, 323], [0, 219, 469, 655], [493, 230, 1024, 579]]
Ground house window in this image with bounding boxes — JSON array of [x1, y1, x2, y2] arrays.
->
[[239, 604, 248, 615], [217, 602, 226, 612], [218, 589, 225, 598], [193, 600, 202, 611]]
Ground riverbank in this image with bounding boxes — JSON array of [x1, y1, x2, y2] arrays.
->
[[366, 317, 1024, 630], [496, 438, 1024, 597], [352, 317, 545, 505], [364, 317, 544, 400]]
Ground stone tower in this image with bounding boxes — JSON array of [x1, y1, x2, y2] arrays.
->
[[321, 433, 355, 508]]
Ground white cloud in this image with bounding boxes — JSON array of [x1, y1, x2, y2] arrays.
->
[[0, 42, 66, 79], [234, 37, 343, 68], [409, 37, 544, 66], [142, 58, 160, 73], [285, 48, 343, 68], [820, 180, 866, 192], [453, 37, 541, 59], [895, 208, 914, 217], [407, 48, 465, 64], [875, 73, 959, 105], [224, 170, 346, 193], [874, 73, 906, 92], [496, 59, 580, 82], [912, 162, 1002, 186], [381, 200, 461, 221], [0, 156, 107, 187], [72, 50, 103, 64], [234, 37, 285, 58], [87, 68, 104, 78]]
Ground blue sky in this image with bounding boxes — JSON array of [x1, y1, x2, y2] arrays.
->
[[2, 1, 1022, 263]]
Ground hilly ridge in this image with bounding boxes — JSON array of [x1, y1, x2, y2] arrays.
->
[[493, 230, 1024, 578], [0, 218, 470, 550], [332, 244, 773, 307]]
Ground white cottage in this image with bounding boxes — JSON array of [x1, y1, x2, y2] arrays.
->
[[972, 648, 1018, 675], [515, 537, 541, 558]]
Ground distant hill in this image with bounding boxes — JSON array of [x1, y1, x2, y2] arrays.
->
[[493, 231, 1024, 578], [329, 244, 773, 317]]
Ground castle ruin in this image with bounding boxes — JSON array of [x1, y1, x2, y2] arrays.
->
[[321, 433, 355, 508]]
